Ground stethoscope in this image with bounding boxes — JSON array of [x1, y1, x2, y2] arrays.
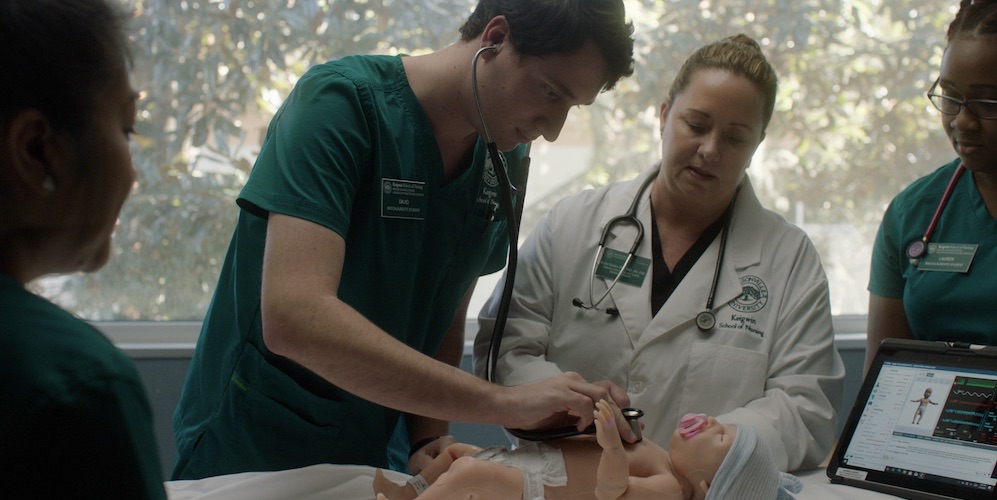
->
[[570, 172, 654, 318], [571, 169, 735, 332], [905, 163, 966, 266], [471, 45, 644, 441], [472, 44, 527, 387]]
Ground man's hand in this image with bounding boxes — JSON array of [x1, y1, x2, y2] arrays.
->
[[592, 380, 631, 410], [498, 372, 635, 442]]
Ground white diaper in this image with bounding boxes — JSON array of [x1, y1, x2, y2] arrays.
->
[[474, 442, 568, 500]]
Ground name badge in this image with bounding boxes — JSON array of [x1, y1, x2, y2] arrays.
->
[[595, 248, 651, 286], [918, 242, 978, 273], [381, 178, 426, 220]]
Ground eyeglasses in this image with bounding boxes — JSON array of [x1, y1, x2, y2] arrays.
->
[[926, 79, 997, 120]]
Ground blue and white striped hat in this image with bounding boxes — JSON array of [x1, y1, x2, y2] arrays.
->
[[704, 424, 803, 500]]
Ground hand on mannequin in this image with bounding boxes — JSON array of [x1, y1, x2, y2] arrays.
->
[[408, 435, 458, 476]]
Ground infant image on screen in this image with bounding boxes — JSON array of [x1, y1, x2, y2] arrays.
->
[[894, 378, 954, 436], [910, 387, 939, 425]]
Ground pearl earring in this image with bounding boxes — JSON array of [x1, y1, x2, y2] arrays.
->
[[42, 176, 56, 192]]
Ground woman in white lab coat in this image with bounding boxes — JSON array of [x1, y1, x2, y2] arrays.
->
[[474, 34, 845, 472]]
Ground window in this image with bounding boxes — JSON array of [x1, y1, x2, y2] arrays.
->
[[38, 0, 955, 337]]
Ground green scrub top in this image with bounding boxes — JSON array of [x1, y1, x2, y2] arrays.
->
[[870, 158, 997, 344], [172, 55, 523, 479], [0, 273, 166, 499]]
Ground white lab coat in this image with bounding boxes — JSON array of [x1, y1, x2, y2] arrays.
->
[[473, 171, 845, 472]]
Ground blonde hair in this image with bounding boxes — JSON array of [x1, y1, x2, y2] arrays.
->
[[665, 34, 778, 130]]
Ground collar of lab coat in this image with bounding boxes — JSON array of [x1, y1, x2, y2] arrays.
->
[[596, 171, 768, 340]]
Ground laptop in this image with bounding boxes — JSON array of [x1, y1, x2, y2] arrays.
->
[[827, 339, 997, 499]]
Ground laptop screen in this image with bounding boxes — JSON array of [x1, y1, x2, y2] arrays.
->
[[829, 340, 997, 500]]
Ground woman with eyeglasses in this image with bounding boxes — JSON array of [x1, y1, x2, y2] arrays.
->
[[865, 0, 997, 372]]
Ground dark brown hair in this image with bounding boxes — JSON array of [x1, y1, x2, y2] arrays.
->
[[0, 0, 132, 133], [458, 0, 635, 91]]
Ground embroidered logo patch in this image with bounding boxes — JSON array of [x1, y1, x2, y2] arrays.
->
[[482, 150, 500, 188], [475, 151, 503, 213], [729, 275, 768, 313]]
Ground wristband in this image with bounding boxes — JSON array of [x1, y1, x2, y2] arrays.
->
[[408, 436, 440, 459], [407, 474, 431, 495]]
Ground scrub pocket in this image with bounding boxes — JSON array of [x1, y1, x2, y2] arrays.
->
[[677, 343, 768, 417], [436, 195, 509, 297], [181, 343, 354, 478]]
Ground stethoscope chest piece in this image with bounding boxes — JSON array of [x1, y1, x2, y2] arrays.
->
[[906, 239, 927, 265], [621, 407, 644, 442], [695, 310, 716, 331], [906, 240, 926, 260], [905, 164, 966, 267]]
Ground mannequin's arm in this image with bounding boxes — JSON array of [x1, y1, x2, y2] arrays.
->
[[595, 400, 631, 500], [593, 400, 682, 500]]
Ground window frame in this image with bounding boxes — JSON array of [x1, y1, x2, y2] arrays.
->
[[99, 315, 869, 357]]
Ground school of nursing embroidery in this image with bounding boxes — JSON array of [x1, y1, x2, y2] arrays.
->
[[720, 275, 769, 337], [475, 149, 502, 215]]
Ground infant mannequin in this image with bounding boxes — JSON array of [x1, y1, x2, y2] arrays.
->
[[374, 400, 801, 499]]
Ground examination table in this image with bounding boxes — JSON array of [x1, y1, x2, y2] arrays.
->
[[165, 464, 901, 499]]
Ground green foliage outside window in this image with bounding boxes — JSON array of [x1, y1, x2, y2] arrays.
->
[[42, 0, 955, 320]]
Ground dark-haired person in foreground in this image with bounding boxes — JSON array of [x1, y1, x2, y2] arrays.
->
[[0, 0, 164, 497]]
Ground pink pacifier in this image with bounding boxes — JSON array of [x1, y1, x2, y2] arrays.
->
[[679, 413, 707, 439]]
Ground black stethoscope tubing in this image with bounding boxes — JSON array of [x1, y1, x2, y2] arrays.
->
[[695, 203, 731, 331], [571, 171, 654, 315], [473, 46, 643, 441], [573, 169, 735, 333], [471, 45, 525, 385], [905, 163, 966, 265], [472, 46, 581, 441]]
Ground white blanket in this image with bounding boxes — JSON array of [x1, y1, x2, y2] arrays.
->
[[166, 464, 409, 500], [165, 465, 898, 499]]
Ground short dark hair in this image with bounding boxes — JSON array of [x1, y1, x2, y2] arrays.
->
[[947, 0, 997, 42], [458, 0, 634, 91], [0, 0, 132, 133]]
